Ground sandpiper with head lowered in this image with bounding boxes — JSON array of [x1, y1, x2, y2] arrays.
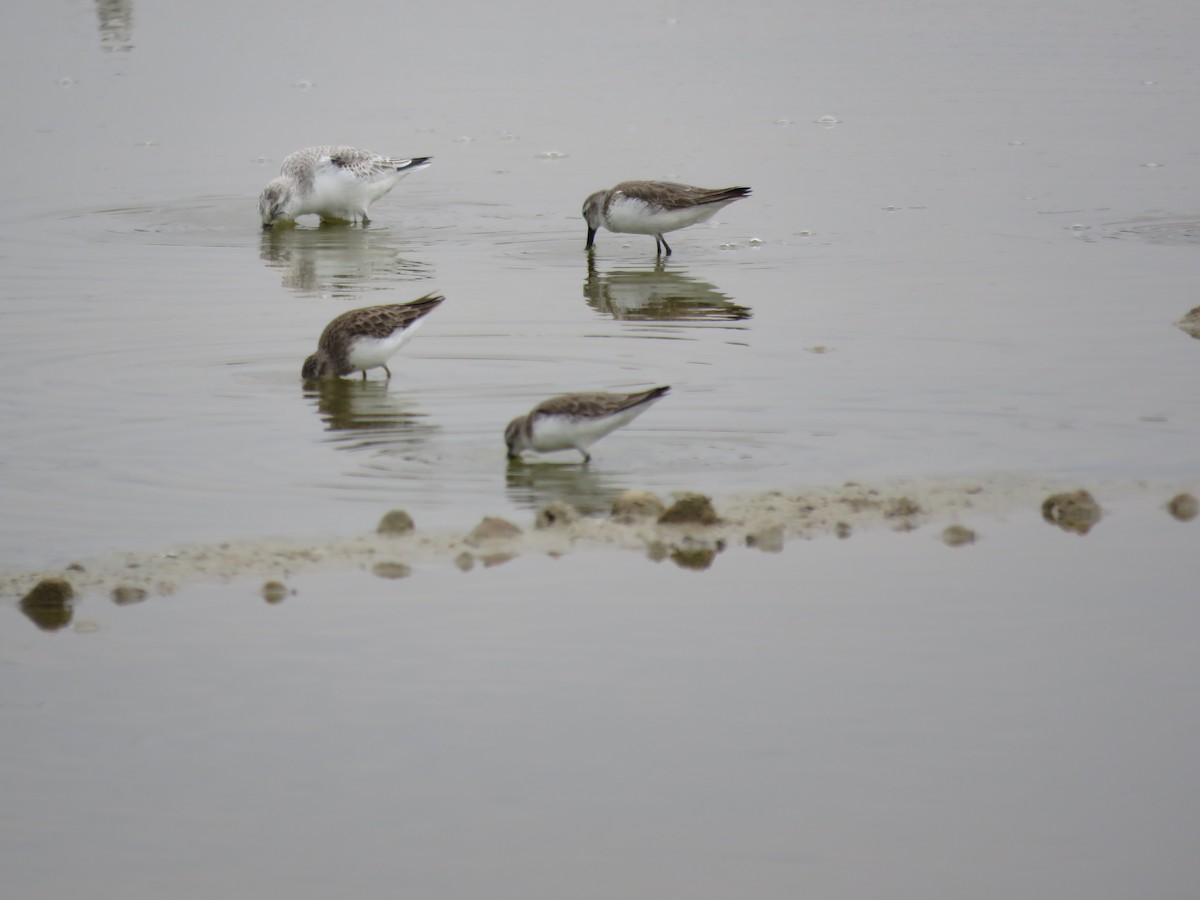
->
[[259, 146, 432, 227], [582, 181, 751, 256], [301, 294, 445, 381], [504, 386, 671, 463]]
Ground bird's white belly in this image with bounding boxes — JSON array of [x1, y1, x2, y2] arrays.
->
[[605, 199, 717, 235], [301, 170, 397, 218], [530, 407, 643, 452], [345, 319, 424, 371]]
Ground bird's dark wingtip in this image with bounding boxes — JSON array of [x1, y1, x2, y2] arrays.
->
[[411, 292, 447, 308]]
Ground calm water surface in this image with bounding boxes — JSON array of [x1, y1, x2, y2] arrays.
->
[[3, 0, 1200, 896], [4, 499, 1200, 898], [2, 0, 1198, 563]]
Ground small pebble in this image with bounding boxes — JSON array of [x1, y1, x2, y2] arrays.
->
[[111, 585, 148, 606], [377, 509, 415, 536], [466, 517, 522, 546], [658, 493, 719, 526], [261, 580, 288, 604], [22, 577, 75, 607], [1167, 493, 1198, 522], [372, 561, 412, 579], [1042, 490, 1102, 535], [20, 578, 75, 632], [1176, 306, 1200, 339], [942, 525, 976, 547]]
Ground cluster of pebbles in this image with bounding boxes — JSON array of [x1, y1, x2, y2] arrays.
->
[[8, 481, 1197, 630]]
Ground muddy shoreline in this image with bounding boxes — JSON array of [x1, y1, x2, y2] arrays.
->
[[6, 475, 1195, 603]]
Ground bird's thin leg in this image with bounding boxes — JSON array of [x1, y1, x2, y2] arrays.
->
[[654, 235, 663, 257], [659, 234, 672, 256], [361, 370, 368, 381], [383, 364, 392, 380], [580, 448, 592, 464]]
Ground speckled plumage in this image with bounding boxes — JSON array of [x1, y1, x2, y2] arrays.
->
[[301, 294, 445, 380], [505, 386, 671, 463], [582, 181, 751, 256], [259, 145, 432, 226]]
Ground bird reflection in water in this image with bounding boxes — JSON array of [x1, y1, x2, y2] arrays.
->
[[304, 378, 438, 453], [96, 0, 134, 52], [504, 467, 723, 572], [260, 223, 432, 300], [504, 461, 630, 518], [583, 256, 751, 324]]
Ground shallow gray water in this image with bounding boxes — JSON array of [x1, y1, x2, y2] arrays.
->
[[3, 1, 1200, 895], [4, 498, 1200, 899], [3, 0, 1200, 563]]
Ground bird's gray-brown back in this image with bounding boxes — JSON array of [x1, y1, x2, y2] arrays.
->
[[316, 294, 445, 353], [607, 181, 751, 214], [531, 386, 671, 421]]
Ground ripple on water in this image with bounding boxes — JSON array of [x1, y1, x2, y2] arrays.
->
[[1088, 215, 1200, 246], [53, 197, 256, 249], [41, 197, 438, 266], [21, 198, 437, 301]]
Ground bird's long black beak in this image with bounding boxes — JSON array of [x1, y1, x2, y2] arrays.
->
[[585, 226, 596, 251]]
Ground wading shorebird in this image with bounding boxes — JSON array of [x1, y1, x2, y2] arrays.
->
[[301, 294, 445, 381], [259, 146, 431, 226], [582, 181, 751, 256], [504, 386, 671, 463]]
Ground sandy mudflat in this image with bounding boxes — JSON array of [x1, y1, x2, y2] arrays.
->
[[5, 474, 1192, 600]]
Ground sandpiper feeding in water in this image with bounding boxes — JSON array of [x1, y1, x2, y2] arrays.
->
[[504, 386, 671, 463], [582, 181, 751, 256], [301, 294, 444, 381], [259, 146, 432, 227]]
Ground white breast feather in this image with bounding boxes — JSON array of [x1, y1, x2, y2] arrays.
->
[[300, 158, 399, 217], [530, 405, 651, 452], [605, 196, 731, 235], [344, 318, 425, 371]]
